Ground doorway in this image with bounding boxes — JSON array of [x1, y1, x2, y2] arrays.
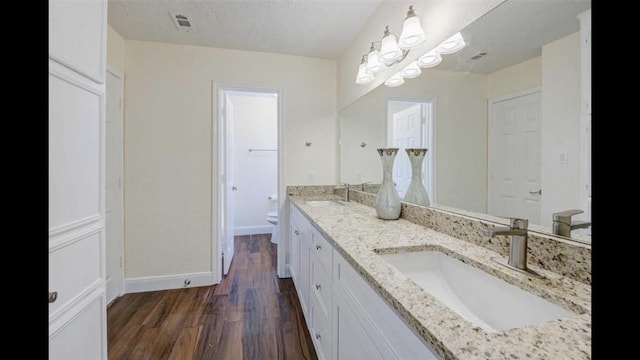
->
[[216, 85, 281, 282], [488, 89, 542, 224], [387, 98, 434, 200]]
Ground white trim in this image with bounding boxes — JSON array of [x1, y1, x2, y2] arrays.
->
[[124, 272, 215, 294], [488, 86, 542, 105], [234, 225, 274, 236], [49, 279, 105, 333], [49, 214, 103, 238], [49, 223, 103, 252]]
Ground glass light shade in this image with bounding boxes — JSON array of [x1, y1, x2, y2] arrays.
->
[[399, 61, 421, 78], [398, 16, 426, 49], [417, 50, 442, 68], [380, 33, 402, 62], [436, 32, 466, 54], [355, 63, 374, 85], [384, 73, 405, 87], [366, 49, 384, 73]]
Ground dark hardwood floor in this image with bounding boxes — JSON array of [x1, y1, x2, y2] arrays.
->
[[107, 234, 318, 360]]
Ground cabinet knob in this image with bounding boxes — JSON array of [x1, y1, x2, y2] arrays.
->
[[316, 244, 321, 250], [315, 333, 321, 340], [294, 230, 300, 235], [315, 284, 321, 290], [49, 291, 58, 303]]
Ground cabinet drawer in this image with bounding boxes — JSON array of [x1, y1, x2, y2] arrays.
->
[[311, 252, 332, 317], [310, 290, 332, 360], [311, 227, 332, 270]]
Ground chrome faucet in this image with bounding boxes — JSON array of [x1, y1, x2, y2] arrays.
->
[[483, 218, 544, 278], [361, 181, 372, 192], [552, 209, 591, 237]]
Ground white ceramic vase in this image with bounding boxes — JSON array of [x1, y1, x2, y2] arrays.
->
[[404, 148, 430, 207], [375, 148, 401, 220]]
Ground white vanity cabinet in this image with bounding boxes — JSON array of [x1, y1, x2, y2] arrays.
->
[[289, 203, 440, 359], [290, 205, 312, 315]]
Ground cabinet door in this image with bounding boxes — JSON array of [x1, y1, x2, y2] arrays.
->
[[332, 286, 391, 360], [290, 216, 300, 284], [298, 221, 311, 317]]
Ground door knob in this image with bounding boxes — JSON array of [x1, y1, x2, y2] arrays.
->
[[49, 291, 58, 303], [232, 186, 238, 191]]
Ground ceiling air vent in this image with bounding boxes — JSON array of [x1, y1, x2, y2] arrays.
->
[[469, 52, 488, 60], [170, 12, 195, 33]]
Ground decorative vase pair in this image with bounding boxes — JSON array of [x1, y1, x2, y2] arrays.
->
[[375, 148, 430, 220]]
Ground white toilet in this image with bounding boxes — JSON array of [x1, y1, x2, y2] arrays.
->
[[265, 211, 278, 244]]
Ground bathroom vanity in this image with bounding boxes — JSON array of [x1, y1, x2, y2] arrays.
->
[[287, 188, 591, 359]]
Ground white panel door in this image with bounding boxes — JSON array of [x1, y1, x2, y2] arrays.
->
[[49, 0, 107, 358], [390, 104, 422, 197], [220, 92, 235, 275], [105, 71, 124, 304], [488, 91, 542, 224]]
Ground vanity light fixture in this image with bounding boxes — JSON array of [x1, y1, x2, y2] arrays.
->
[[436, 32, 466, 54], [399, 61, 422, 78], [398, 6, 426, 49], [380, 26, 403, 62], [355, 55, 375, 85], [366, 43, 384, 73], [384, 73, 405, 87]]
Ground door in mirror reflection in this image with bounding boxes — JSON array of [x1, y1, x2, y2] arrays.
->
[[388, 99, 433, 201], [488, 90, 541, 224]]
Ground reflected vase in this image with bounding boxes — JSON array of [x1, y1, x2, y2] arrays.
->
[[375, 148, 401, 220], [404, 148, 430, 207]]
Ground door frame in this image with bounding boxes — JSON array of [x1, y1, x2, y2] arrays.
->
[[105, 67, 125, 302], [213, 83, 284, 283], [385, 96, 436, 203], [487, 86, 542, 220]]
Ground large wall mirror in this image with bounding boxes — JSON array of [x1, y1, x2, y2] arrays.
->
[[339, 0, 592, 244]]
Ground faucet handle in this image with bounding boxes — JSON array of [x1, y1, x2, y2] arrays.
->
[[507, 217, 528, 230], [552, 209, 583, 224]]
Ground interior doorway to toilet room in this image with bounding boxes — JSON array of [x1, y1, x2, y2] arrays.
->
[[217, 86, 279, 277]]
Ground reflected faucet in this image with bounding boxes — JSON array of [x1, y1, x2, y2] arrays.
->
[[339, 182, 350, 202], [361, 181, 372, 192], [552, 209, 591, 237], [483, 218, 544, 278]]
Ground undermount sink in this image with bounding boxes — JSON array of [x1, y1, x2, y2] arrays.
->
[[379, 250, 576, 332], [306, 200, 344, 207]]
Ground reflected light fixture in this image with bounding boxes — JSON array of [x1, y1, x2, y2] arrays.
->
[[399, 61, 421, 78], [436, 32, 466, 54], [384, 73, 405, 87], [355, 55, 375, 85], [398, 6, 426, 49], [417, 49, 442, 68]]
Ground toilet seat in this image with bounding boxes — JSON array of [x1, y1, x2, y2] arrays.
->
[[266, 211, 278, 225]]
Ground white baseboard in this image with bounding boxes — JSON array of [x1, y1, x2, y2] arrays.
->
[[234, 225, 273, 236], [124, 271, 214, 294]]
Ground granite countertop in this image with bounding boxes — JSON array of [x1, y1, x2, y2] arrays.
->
[[289, 195, 591, 360]]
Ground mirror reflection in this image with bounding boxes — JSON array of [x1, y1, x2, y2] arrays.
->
[[339, 0, 592, 243]]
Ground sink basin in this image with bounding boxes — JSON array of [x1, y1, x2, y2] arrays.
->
[[306, 200, 343, 207], [379, 250, 576, 332]]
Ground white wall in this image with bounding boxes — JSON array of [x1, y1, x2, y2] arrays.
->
[[337, 0, 505, 110], [107, 26, 125, 75], [340, 69, 488, 212], [541, 32, 581, 227], [488, 56, 541, 99], [229, 92, 278, 233], [124, 40, 336, 279]]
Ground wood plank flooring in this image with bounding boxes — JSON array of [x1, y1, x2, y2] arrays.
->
[[107, 234, 318, 360]]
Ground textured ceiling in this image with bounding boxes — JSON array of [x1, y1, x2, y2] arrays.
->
[[437, 0, 592, 74], [107, 0, 384, 60]]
